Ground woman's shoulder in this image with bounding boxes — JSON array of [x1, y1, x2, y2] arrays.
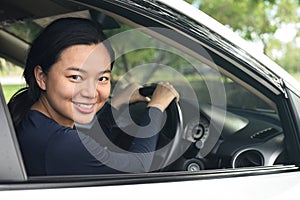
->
[[19, 110, 75, 136], [24, 110, 59, 127]]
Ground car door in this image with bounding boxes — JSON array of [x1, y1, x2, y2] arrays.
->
[[1, 0, 300, 199]]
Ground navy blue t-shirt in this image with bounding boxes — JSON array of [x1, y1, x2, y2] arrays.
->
[[17, 103, 162, 176]]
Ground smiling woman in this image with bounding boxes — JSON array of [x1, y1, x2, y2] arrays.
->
[[32, 43, 112, 126], [8, 17, 115, 129], [7, 17, 179, 176]]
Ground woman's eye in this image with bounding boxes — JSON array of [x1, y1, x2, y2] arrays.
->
[[99, 76, 109, 82], [69, 75, 82, 81]]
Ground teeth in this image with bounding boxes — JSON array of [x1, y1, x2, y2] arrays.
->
[[77, 103, 93, 109]]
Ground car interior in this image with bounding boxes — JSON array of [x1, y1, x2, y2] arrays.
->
[[0, 0, 297, 181], [0, 83, 27, 181]]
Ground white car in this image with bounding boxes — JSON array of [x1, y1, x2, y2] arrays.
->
[[1, 0, 300, 199]]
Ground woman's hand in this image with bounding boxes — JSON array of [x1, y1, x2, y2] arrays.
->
[[111, 82, 179, 111], [111, 83, 150, 110], [147, 82, 179, 112]]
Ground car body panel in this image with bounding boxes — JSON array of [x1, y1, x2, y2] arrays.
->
[[1, 170, 300, 199]]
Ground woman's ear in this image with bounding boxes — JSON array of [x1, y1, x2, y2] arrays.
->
[[34, 66, 47, 90]]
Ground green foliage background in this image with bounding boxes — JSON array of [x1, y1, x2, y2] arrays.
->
[[185, 0, 300, 78]]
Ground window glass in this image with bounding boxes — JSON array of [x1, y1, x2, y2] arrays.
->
[[105, 24, 274, 112], [103, 18, 284, 171], [1, 9, 288, 175], [4, 21, 42, 43], [0, 57, 25, 102]]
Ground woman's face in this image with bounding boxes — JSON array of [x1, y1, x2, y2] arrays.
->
[[38, 43, 112, 126]]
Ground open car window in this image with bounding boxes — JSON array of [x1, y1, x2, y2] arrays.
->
[[0, 0, 298, 187], [102, 15, 284, 171]]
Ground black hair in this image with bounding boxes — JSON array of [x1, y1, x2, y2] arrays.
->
[[8, 17, 115, 130]]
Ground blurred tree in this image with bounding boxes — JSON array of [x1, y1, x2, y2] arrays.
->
[[5, 21, 42, 43], [269, 35, 300, 73], [1, 21, 42, 73], [185, 0, 300, 74]]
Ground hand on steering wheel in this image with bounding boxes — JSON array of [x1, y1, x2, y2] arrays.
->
[[112, 82, 183, 171], [111, 83, 150, 110], [111, 82, 179, 112], [147, 82, 180, 112]]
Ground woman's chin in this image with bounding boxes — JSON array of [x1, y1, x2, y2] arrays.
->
[[73, 114, 95, 125]]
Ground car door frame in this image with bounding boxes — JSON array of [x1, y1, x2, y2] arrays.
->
[[1, 0, 300, 192]]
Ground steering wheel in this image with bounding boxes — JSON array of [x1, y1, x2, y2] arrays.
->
[[128, 84, 184, 171]]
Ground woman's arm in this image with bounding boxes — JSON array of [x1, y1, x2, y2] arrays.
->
[[45, 107, 163, 175], [45, 82, 178, 175]]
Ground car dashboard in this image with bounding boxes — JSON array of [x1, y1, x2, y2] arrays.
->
[[166, 98, 286, 171]]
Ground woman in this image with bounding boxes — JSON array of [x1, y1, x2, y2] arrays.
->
[[8, 17, 179, 176]]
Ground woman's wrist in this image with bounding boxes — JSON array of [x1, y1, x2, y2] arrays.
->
[[147, 103, 164, 112]]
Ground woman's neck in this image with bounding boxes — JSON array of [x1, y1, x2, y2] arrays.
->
[[31, 95, 74, 128]]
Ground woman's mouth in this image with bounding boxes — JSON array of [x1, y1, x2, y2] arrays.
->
[[73, 102, 95, 114]]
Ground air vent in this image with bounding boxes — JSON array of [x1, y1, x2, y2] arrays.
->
[[233, 150, 264, 168], [250, 127, 279, 140]]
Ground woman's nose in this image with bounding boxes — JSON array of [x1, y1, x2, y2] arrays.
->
[[80, 80, 98, 98]]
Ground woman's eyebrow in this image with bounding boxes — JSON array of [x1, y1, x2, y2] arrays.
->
[[100, 69, 111, 74], [65, 67, 111, 74], [65, 67, 86, 73]]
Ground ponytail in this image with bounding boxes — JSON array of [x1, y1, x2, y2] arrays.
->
[[8, 87, 36, 131]]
